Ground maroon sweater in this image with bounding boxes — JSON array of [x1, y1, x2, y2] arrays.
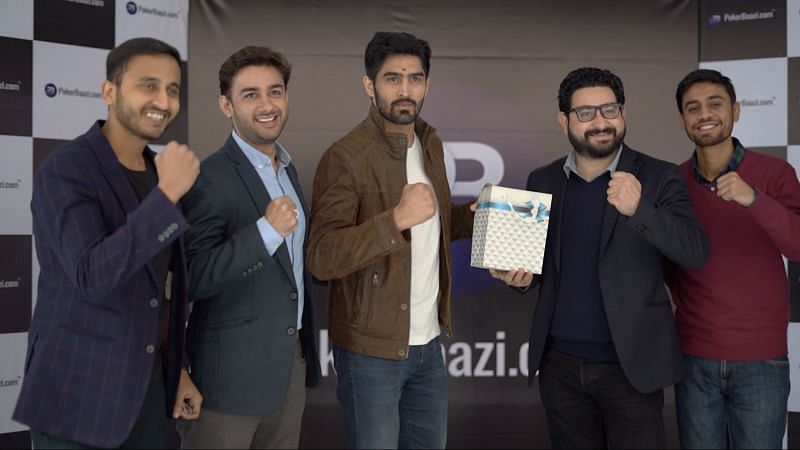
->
[[670, 150, 800, 360]]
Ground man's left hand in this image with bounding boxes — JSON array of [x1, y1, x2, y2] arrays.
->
[[607, 171, 641, 217], [715, 171, 756, 207], [173, 368, 202, 420]]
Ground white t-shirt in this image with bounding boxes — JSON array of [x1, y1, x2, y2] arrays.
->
[[406, 133, 441, 345]]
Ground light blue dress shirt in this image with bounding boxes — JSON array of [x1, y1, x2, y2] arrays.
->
[[232, 131, 305, 330]]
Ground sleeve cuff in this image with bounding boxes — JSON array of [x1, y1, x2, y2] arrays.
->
[[257, 217, 284, 256]]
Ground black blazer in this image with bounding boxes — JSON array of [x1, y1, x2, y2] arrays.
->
[[526, 145, 709, 393], [182, 136, 320, 414]]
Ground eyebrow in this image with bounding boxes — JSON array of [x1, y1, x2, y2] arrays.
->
[[238, 84, 285, 94], [684, 95, 725, 107], [382, 71, 426, 78]]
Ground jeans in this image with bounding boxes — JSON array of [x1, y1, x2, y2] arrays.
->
[[538, 347, 666, 449], [333, 336, 447, 449], [675, 354, 790, 449]]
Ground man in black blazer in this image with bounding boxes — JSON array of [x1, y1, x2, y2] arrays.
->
[[492, 67, 709, 449], [178, 47, 320, 448]]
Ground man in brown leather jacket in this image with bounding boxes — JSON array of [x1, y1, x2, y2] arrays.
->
[[306, 31, 474, 449]]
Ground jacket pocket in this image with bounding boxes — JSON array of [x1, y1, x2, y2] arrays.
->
[[355, 271, 379, 327], [201, 316, 258, 331], [59, 324, 117, 341]]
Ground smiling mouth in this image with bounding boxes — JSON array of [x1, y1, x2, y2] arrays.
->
[[145, 111, 168, 122], [255, 115, 278, 124], [697, 123, 718, 131]]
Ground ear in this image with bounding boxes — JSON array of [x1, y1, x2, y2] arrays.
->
[[101, 80, 115, 107], [218, 94, 233, 119], [620, 104, 627, 119], [424, 76, 431, 98], [557, 112, 568, 135], [732, 101, 740, 123], [362, 75, 374, 99]]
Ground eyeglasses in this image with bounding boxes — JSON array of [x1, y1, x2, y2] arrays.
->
[[568, 102, 622, 122]]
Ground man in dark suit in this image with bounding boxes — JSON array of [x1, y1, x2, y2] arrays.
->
[[13, 38, 203, 449], [178, 46, 320, 449], [492, 67, 709, 449]]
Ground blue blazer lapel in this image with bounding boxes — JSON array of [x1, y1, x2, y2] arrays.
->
[[87, 123, 159, 287], [224, 137, 297, 287]]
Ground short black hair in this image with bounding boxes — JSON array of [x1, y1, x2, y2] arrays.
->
[[219, 46, 292, 97], [364, 32, 431, 82], [675, 69, 736, 114], [558, 67, 625, 113], [106, 37, 181, 84]]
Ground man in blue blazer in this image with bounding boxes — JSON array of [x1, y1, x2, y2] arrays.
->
[[178, 47, 320, 449], [492, 67, 709, 448], [13, 38, 203, 449]]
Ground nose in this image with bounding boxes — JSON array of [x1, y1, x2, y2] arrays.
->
[[398, 78, 410, 97], [152, 87, 170, 110]]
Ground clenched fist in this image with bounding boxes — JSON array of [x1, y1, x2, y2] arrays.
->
[[155, 141, 200, 204], [715, 171, 756, 207], [265, 196, 298, 237], [607, 171, 641, 217], [489, 268, 534, 288], [393, 183, 436, 231]]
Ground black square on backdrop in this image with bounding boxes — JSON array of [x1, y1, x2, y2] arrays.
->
[[34, 0, 115, 50], [700, 0, 786, 61], [0, 37, 32, 137], [33, 138, 69, 177], [749, 147, 787, 161], [790, 57, 800, 146], [0, 235, 32, 334], [153, 61, 188, 145]]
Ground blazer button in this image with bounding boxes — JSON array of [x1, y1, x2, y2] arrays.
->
[[257, 261, 264, 268], [286, 327, 296, 336], [400, 303, 408, 311], [149, 298, 159, 308], [398, 349, 406, 357], [289, 293, 298, 301], [158, 235, 165, 242], [146, 344, 155, 354]]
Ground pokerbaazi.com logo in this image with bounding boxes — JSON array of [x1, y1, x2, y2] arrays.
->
[[44, 83, 102, 99], [127, 1, 180, 18], [708, 9, 776, 25]]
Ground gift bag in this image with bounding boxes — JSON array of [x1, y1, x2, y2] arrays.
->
[[470, 184, 552, 274]]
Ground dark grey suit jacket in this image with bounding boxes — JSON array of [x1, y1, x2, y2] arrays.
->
[[183, 135, 320, 414], [526, 144, 709, 393]]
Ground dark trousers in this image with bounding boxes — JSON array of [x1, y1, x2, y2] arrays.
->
[[539, 348, 666, 449], [31, 369, 168, 449]]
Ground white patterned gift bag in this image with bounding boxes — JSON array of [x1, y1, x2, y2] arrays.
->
[[470, 184, 552, 274]]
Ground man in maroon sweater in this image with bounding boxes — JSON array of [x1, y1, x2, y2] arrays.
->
[[668, 68, 800, 449]]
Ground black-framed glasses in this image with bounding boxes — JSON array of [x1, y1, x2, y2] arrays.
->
[[568, 102, 622, 122]]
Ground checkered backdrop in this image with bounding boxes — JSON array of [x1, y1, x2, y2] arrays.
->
[[698, 0, 800, 446], [0, 0, 188, 443]]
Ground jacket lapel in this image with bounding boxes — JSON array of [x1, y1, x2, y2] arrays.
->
[[87, 122, 159, 287], [224, 137, 297, 287], [599, 145, 640, 256]]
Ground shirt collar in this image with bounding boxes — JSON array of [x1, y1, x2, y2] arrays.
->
[[690, 136, 745, 189], [232, 130, 292, 170], [563, 145, 623, 181]]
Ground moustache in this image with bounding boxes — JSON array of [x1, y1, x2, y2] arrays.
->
[[585, 127, 616, 138], [392, 99, 417, 108]]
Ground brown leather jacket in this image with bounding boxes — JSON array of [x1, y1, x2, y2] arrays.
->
[[306, 106, 474, 360]]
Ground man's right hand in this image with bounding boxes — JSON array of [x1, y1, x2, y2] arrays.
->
[[265, 196, 298, 237], [489, 268, 535, 288], [155, 141, 200, 204], [393, 183, 436, 231]]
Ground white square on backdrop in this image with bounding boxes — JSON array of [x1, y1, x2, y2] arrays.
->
[[0, 332, 29, 434], [115, 0, 189, 61], [0, 135, 32, 235], [0, 0, 33, 41]]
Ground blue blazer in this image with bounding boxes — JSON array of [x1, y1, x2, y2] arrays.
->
[[13, 122, 190, 448]]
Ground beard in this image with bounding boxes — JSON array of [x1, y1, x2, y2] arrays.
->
[[568, 124, 626, 159], [688, 123, 732, 148], [113, 91, 170, 141], [374, 90, 423, 125]]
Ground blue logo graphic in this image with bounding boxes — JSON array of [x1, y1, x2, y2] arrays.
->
[[709, 14, 722, 25], [126, 1, 137, 14], [44, 83, 57, 98]]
